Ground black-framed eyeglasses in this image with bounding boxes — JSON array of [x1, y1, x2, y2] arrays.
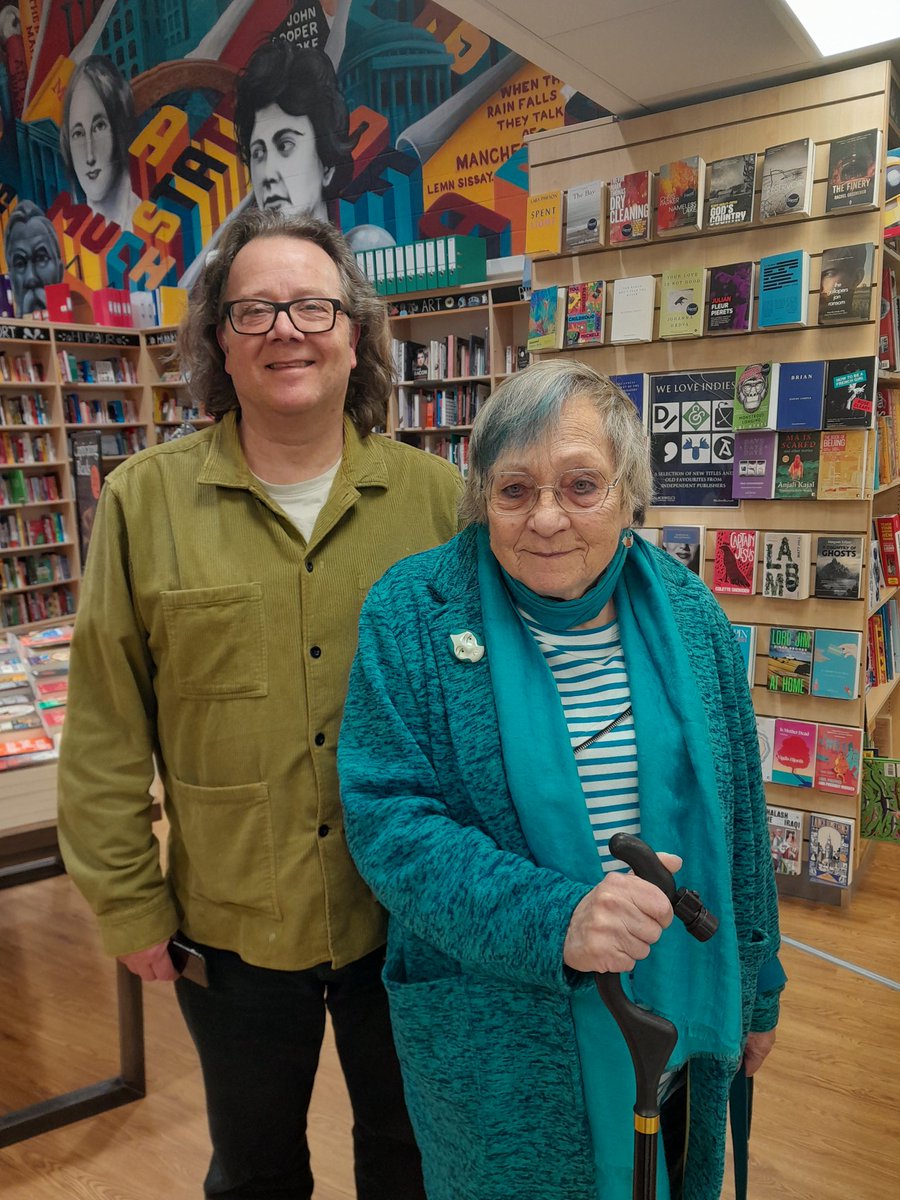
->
[[223, 297, 346, 335], [487, 469, 619, 516]]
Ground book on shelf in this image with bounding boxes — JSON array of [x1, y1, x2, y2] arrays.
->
[[875, 514, 900, 586], [817, 242, 875, 324], [660, 524, 704, 575], [825, 128, 882, 212], [527, 286, 568, 351], [808, 812, 855, 888], [878, 265, 899, 371], [732, 623, 758, 686], [648, 370, 737, 507], [525, 190, 564, 256], [637, 528, 661, 547], [815, 724, 864, 796], [757, 250, 810, 328], [608, 170, 652, 244], [813, 534, 865, 600], [759, 136, 815, 219], [658, 266, 706, 339], [564, 181, 606, 250], [811, 628, 862, 700], [869, 526, 886, 611], [766, 805, 803, 875], [609, 276, 655, 344], [816, 430, 869, 500], [609, 373, 649, 428], [705, 152, 757, 229], [565, 281, 605, 347], [712, 530, 758, 596], [731, 431, 776, 500], [656, 156, 705, 235], [706, 261, 754, 334], [756, 715, 776, 783], [762, 532, 811, 601], [822, 355, 877, 429], [772, 717, 817, 787], [773, 430, 820, 500], [775, 360, 826, 430], [732, 362, 780, 431], [860, 757, 900, 842]]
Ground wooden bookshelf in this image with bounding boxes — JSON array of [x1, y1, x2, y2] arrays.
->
[[527, 59, 900, 903]]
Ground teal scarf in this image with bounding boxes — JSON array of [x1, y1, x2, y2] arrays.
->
[[476, 525, 743, 1200]]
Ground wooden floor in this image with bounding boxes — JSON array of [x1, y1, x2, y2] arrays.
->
[[1, 843, 898, 1199]]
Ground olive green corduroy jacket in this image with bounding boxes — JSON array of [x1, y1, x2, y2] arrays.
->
[[57, 411, 462, 970]]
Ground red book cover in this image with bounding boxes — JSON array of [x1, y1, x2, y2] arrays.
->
[[608, 170, 651, 244], [0, 734, 54, 758], [772, 718, 817, 788], [814, 724, 863, 795], [875, 514, 900, 586], [880, 266, 898, 370], [711, 529, 758, 595], [657, 157, 704, 234]]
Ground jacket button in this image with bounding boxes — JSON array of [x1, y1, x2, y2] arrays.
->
[[318, 824, 330, 838], [310, 645, 322, 658], [306, 560, 314, 572], [314, 732, 325, 746]]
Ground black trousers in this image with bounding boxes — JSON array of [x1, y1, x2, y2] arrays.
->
[[175, 943, 425, 1200]]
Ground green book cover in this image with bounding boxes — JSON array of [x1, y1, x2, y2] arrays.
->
[[732, 362, 779, 431], [773, 430, 820, 498]]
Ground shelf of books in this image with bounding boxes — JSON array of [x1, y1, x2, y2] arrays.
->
[[526, 59, 900, 903], [142, 326, 207, 444], [388, 281, 528, 474]]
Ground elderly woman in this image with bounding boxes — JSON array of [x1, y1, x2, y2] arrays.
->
[[337, 360, 783, 1200]]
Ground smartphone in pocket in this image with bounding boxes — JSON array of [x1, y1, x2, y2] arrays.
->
[[168, 934, 210, 988]]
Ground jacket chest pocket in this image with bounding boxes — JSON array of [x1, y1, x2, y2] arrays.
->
[[161, 583, 268, 699]]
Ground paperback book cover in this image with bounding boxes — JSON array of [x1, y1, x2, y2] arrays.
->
[[658, 266, 706, 338], [732, 623, 758, 685], [814, 535, 865, 600], [661, 525, 704, 575], [766, 805, 803, 874], [759, 137, 815, 219], [816, 430, 869, 500], [860, 757, 900, 841], [772, 718, 817, 786], [879, 265, 898, 370], [875, 514, 900, 586], [648, 370, 737, 507], [713, 530, 758, 595], [705, 152, 757, 228], [825, 129, 882, 212], [609, 276, 656, 344], [808, 812, 855, 887], [815, 724, 864, 796], [565, 181, 606, 249], [758, 250, 811, 328], [608, 170, 652, 244], [811, 629, 862, 700], [71, 429, 103, 565], [637, 528, 661, 547], [706, 261, 754, 334], [524, 190, 564, 256], [731, 432, 776, 500], [818, 243, 875, 324], [565, 281, 605, 347], [656, 156, 705, 235], [762, 533, 811, 601], [767, 626, 814, 695], [775, 360, 826, 430], [823, 356, 877, 428], [733, 362, 779, 431], [527, 286, 568, 351], [609, 373, 650, 428], [773, 430, 820, 500], [757, 715, 776, 783]]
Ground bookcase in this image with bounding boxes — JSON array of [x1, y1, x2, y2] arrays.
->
[[142, 327, 209, 444], [526, 60, 900, 904]]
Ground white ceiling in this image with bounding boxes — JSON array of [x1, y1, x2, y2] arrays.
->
[[440, 0, 900, 117]]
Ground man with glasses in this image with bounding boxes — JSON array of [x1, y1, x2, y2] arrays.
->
[[58, 210, 462, 1200]]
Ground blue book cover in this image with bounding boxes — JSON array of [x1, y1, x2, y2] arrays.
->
[[758, 250, 810, 328], [610, 372, 649, 427], [811, 629, 862, 700], [732, 623, 757, 686], [776, 360, 826, 429]]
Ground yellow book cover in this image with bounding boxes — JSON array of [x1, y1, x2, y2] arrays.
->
[[658, 266, 706, 339], [816, 430, 868, 499], [525, 190, 564, 256], [158, 286, 189, 326]]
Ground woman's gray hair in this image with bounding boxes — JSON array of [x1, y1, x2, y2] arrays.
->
[[459, 359, 652, 525]]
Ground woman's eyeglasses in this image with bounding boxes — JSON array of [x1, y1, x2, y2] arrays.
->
[[223, 297, 345, 335], [487, 469, 619, 516]]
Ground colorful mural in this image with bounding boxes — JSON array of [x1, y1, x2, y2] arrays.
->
[[0, 0, 604, 316]]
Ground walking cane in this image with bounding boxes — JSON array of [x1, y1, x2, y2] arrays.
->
[[593, 832, 719, 1200]]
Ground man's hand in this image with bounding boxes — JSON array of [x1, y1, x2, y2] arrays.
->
[[743, 1029, 776, 1077], [118, 938, 180, 982]]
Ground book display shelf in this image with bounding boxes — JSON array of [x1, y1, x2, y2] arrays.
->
[[527, 61, 900, 904], [142, 326, 208, 443]]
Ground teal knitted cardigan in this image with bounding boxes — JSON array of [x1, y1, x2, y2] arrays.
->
[[338, 526, 782, 1200]]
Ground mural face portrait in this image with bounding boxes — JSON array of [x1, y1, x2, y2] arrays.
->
[[248, 105, 334, 220], [68, 75, 116, 210], [5, 207, 64, 316]]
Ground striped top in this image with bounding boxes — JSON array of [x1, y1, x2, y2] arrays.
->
[[522, 614, 640, 873]]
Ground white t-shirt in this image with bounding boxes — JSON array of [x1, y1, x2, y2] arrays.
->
[[252, 461, 341, 541]]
